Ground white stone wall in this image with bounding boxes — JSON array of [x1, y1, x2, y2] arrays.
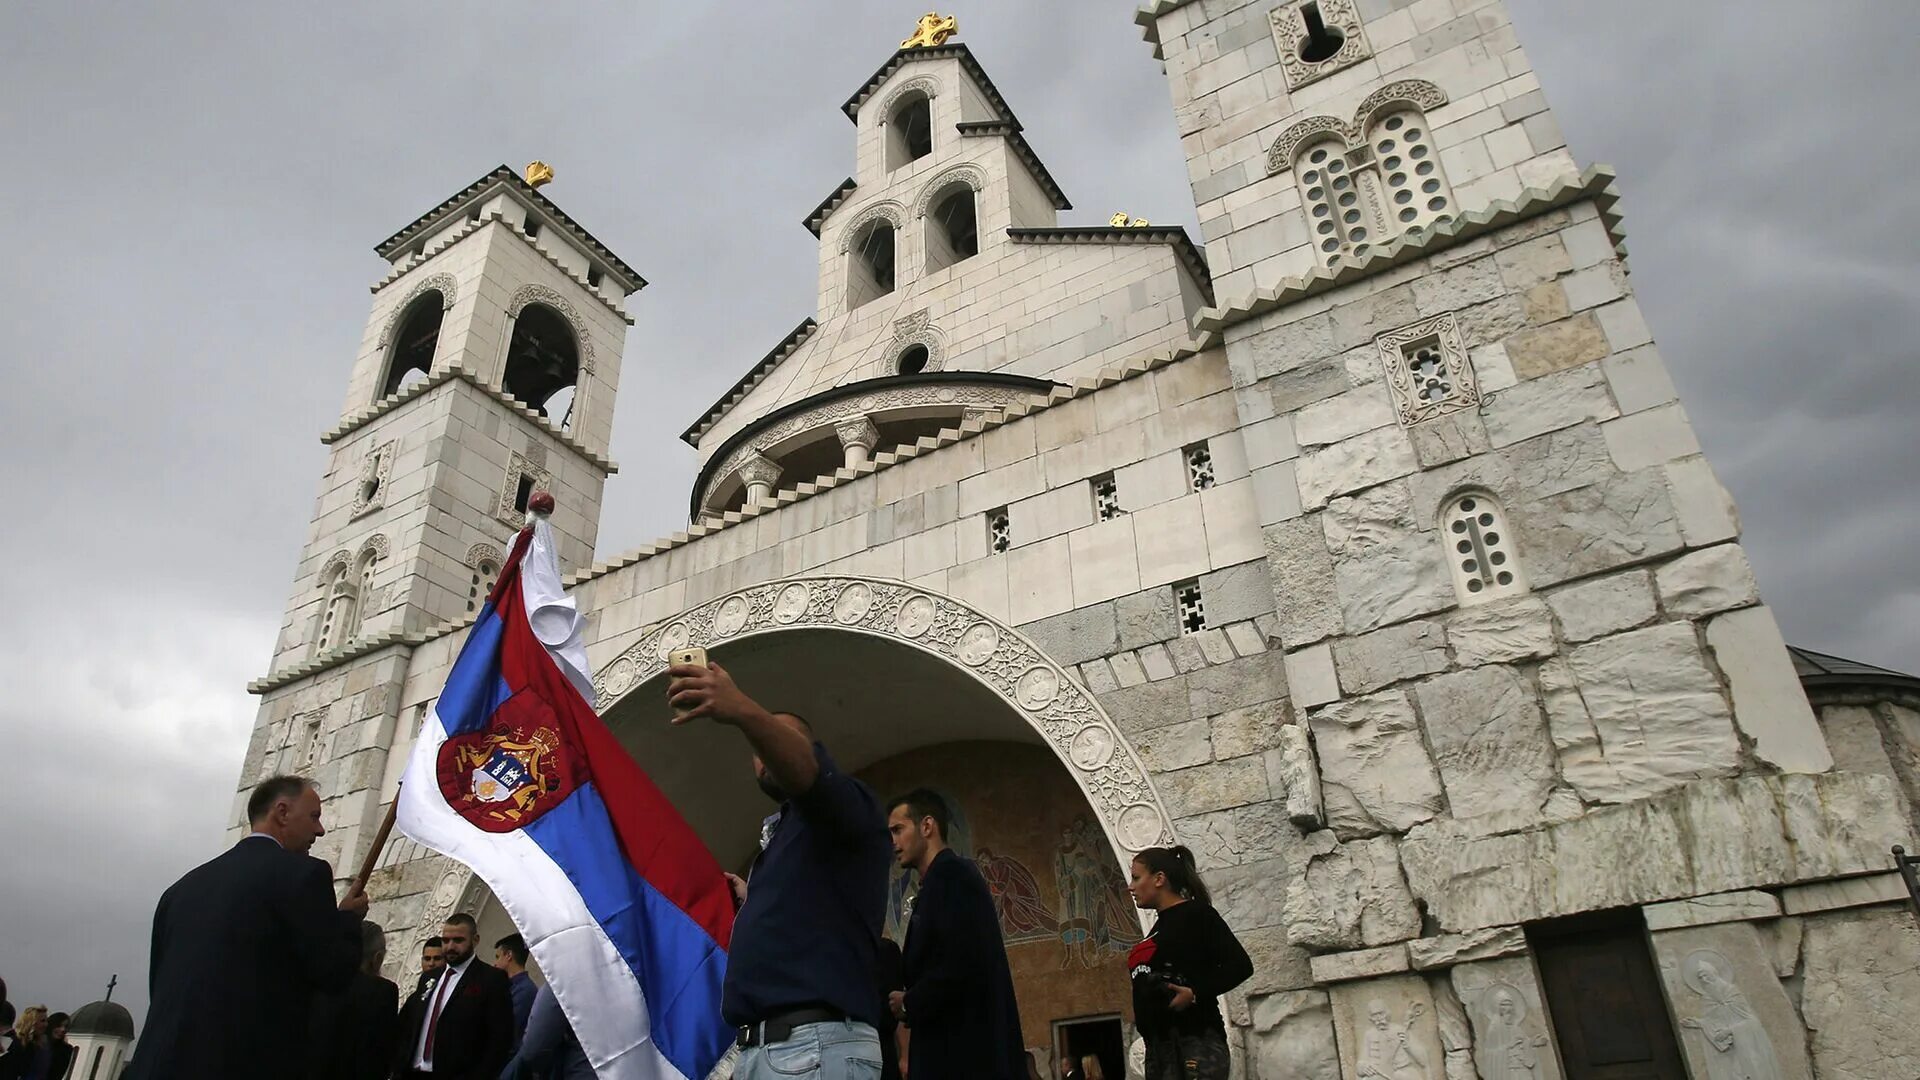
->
[[1147, 0, 1574, 300]]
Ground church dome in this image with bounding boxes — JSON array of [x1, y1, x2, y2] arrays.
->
[[67, 1000, 135, 1041]]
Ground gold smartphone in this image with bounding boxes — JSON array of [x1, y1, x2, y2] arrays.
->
[[669, 647, 709, 714]]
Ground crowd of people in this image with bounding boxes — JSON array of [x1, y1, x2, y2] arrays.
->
[[0, 991, 76, 1080], [116, 660, 1253, 1080]]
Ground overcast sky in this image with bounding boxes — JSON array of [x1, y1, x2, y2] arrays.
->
[[2, 0, 1915, 1031]]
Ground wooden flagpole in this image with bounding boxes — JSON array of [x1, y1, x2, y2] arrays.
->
[[350, 785, 400, 898]]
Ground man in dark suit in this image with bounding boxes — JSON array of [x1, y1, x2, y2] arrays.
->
[[886, 789, 1026, 1080], [395, 912, 514, 1079], [303, 920, 399, 1080], [125, 774, 367, 1080]]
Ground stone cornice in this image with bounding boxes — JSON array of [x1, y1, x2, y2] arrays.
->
[[955, 121, 1072, 212], [369, 212, 634, 324], [248, 634, 414, 695], [374, 165, 646, 293], [1008, 225, 1213, 303], [804, 178, 859, 238], [320, 367, 619, 474], [1132, 1, 1195, 61], [679, 318, 820, 447], [1197, 166, 1628, 334]]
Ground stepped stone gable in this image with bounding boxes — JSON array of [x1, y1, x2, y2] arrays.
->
[[233, 3, 1920, 1074]]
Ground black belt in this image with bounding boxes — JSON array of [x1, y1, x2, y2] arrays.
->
[[736, 1006, 847, 1049]]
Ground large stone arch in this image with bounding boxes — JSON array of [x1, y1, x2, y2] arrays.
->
[[592, 575, 1176, 865]]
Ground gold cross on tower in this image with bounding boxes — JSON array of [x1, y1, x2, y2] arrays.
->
[[902, 13, 958, 49]]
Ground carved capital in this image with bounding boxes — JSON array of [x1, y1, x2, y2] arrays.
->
[[834, 416, 881, 452], [736, 453, 783, 489]]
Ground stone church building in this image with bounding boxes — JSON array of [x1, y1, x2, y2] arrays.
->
[[233, 2, 1920, 1077]]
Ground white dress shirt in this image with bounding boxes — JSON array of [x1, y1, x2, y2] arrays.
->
[[412, 954, 474, 1070]]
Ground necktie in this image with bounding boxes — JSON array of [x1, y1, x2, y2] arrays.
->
[[423, 971, 453, 1062]]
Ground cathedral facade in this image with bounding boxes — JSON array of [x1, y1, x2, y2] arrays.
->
[[233, 3, 1920, 1077]]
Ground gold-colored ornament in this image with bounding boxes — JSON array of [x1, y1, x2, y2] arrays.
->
[[902, 13, 958, 49], [1110, 211, 1151, 228], [524, 161, 555, 189]]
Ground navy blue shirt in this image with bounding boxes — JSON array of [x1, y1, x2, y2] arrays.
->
[[722, 743, 891, 1029]]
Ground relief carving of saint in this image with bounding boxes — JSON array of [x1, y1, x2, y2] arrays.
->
[[1356, 999, 1430, 1080], [1676, 950, 1782, 1080], [1475, 985, 1548, 1080]]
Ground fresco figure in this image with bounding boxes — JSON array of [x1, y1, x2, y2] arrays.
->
[[975, 846, 1057, 943], [1055, 817, 1140, 968]]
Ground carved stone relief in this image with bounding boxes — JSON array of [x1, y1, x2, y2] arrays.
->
[[1266, 80, 1450, 175], [591, 576, 1175, 862], [911, 163, 987, 219], [837, 200, 907, 253], [1330, 975, 1444, 1080], [876, 75, 941, 125], [1650, 923, 1809, 1080], [350, 442, 394, 519], [1452, 958, 1564, 1080], [1269, 0, 1372, 92], [887, 309, 948, 372], [465, 542, 504, 569], [496, 450, 554, 528], [835, 416, 882, 453], [1377, 313, 1481, 427], [505, 283, 596, 374], [376, 272, 458, 350]]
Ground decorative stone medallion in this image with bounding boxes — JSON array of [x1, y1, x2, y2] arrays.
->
[[589, 576, 1174, 856], [894, 595, 937, 638], [774, 583, 812, 624], [1015, 667, 1061, 712], [957, 623, 999, 666], [833, 583, 875, 624], [713, 595, 751, 638]]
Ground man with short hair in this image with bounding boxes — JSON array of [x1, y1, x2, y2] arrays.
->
[[668, 660, 892, 1080], [493, 933, 535, 1043], [395, 913, 514, 1080], [420, 937, 446, 983], [886, 789, 1026, 1080], [125, 775, 367, 1080]]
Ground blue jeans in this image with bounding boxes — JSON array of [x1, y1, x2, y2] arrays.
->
[[736, 1020, 883, 1080]]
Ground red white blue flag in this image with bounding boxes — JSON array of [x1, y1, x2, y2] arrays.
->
[[396, 513, 734, 1080]]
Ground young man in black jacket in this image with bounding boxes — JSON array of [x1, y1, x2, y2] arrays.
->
[[886, 789, 1026, 1080]]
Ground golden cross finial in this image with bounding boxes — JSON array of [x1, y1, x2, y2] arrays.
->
[[1109, 211, 1151, 228], [902, 13, 958, 49], [524, 161, 554, 189]]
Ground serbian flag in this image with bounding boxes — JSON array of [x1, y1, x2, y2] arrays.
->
[[396, 507, 734, 1080]]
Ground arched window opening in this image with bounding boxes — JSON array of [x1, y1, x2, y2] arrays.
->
[[887, 93, 934, 170], [468, 560, 500, 613], [897, 345, 930, 375], [925, 186, 978, 274], [848, 222, 897, 309], [381, 291, 445, 398], [1443, 491, 1528, 605], [316, 562, 358, 654], [503, 303, 581, 427], [1369, 110, 1454, 239], [354, 549, 379, 634]]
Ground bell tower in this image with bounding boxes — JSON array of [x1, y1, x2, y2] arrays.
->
[[232, 164, 643, 870]]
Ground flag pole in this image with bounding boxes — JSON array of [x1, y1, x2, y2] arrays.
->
[[350, 786, 400, 898]]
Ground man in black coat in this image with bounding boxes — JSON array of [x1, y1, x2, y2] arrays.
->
[[126, 775, 367, 1080], [395, 912, 515, 1080], [886, 789, 1026, 1080], [303, 920, 399, 1080]]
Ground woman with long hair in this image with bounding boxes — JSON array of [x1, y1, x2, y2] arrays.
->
[[1125, 847, 1252, 1080], [3, 1005, 47, 1080]]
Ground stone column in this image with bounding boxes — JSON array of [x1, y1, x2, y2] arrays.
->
[[737, 452, 782, 506], [835, 415, 881, 468]]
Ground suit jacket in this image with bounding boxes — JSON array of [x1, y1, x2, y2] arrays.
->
[[393, 958, 514, 1080], [124, 835, 362, 1080], [304, 970, 399, 1080], [500, 984, 593, 1080], [902, 849, 1026, 1080]]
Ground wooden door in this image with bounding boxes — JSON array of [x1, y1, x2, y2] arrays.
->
[[1529, 911, 1688, 1080]]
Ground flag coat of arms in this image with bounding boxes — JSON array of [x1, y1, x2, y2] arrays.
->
[[397, 514, 734, 1080]]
